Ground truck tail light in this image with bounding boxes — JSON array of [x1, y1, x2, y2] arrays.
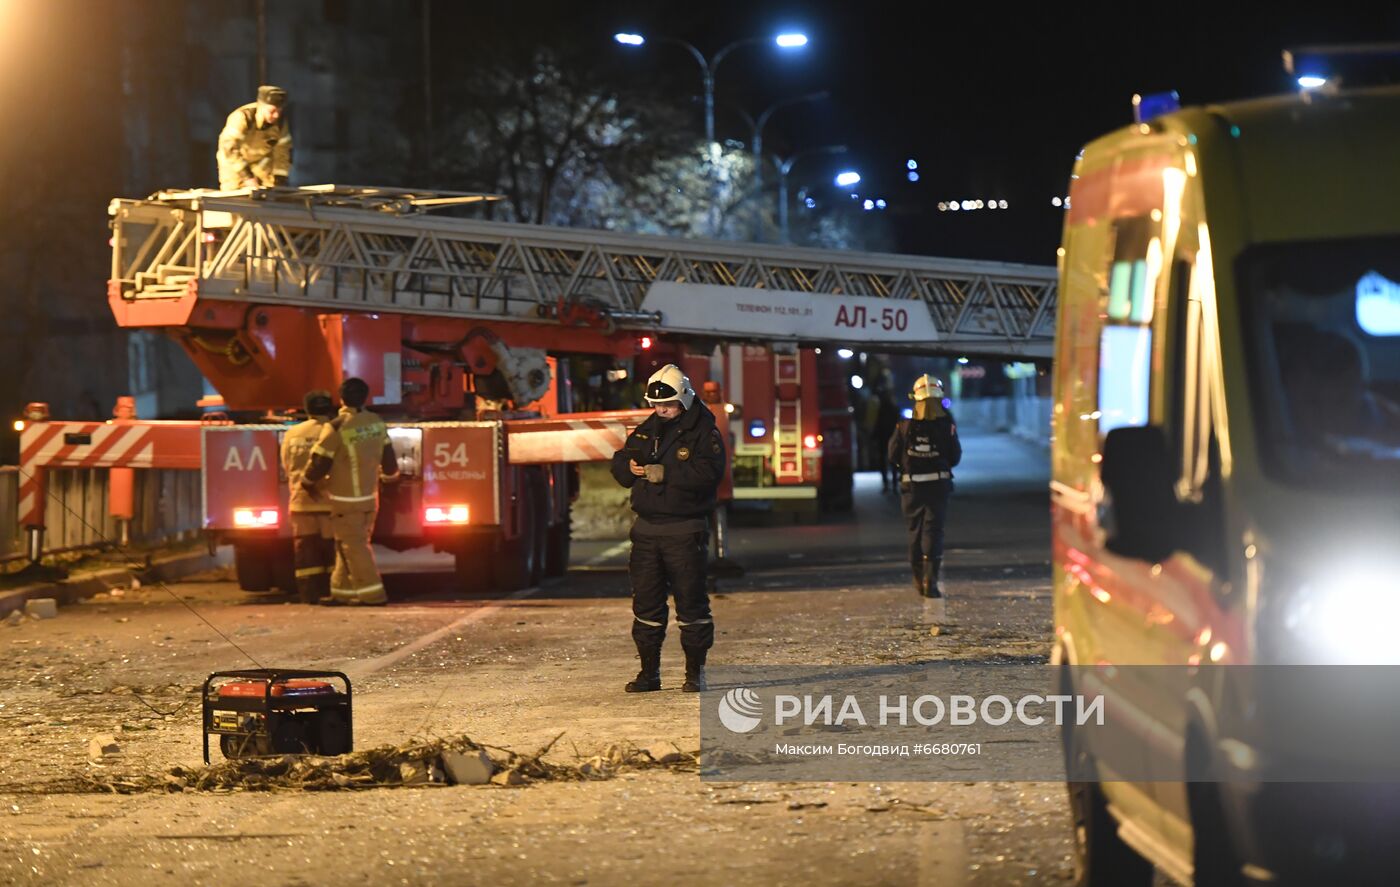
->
[[233, 508, 279, 528], [424, 505, 470, 525]]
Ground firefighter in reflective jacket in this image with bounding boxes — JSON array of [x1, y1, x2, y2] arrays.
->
[[217, 85, 292, 190], [281, 389, 337, 604], [888, 374, 961, 597], [302, 378, 399, 605], [610, 365, 726, 693]]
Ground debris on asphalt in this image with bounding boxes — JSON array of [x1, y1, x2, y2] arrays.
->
[[441, 749, 495, 785], [87, 735, 121, 758], [4, 610, 23, 627], [24, 598, 58, 620], [59, 732, 696, 795]]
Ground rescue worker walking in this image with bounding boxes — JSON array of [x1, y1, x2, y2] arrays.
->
[[280, 389, 338, 604], [302, 378, 399, 606], [888, 374, 961, 598], [611, 365, 726, 693], [217, 85, 293, 190]]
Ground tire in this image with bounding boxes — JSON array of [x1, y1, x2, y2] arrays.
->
[[491, 470, 542, 591], [1062, 671, 1154, 887], [233, 543, 273, 591], [452, 537, 492, 593], [544, 512, 571, 577], [1188, 733, 1246, 887]]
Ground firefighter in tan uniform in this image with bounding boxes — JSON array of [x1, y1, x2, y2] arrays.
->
[[217, 85, 293, 191], [280, 390, 337, 604], [302, 378, 399, 605]]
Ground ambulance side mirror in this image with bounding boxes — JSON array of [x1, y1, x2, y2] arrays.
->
[[1099, 425, 1181, 563]]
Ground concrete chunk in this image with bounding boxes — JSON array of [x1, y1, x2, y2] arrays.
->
[[645, 741, 684, 764], [442, 749, 495, 786], [24, 599, 57, 620], [490, 768, 526, 786], [88, 735, 121, 758]]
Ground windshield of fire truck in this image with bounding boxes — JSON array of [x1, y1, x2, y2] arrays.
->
[[1242, 237, 1400, 488]]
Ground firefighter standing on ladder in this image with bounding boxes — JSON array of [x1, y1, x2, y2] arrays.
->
[[302, 378, 399, 606], [888, 374, 961, 598], [216, 85, 293, 190], [281, 389, 337, 604], [611, 365, 726, 693]]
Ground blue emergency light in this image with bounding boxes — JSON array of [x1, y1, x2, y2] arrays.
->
[[1132, 91, 1180, 124], [1284, 43, 1400, 91], [748, 420, 767, 438]]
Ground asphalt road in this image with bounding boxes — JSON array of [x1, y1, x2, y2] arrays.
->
[[0, 431, 1080, 886]]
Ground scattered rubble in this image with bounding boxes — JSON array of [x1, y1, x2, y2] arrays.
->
[[59, 733, 696, 795], [88, 735, 121, 758], [5, 610, 23, 627], [23, 598, 57, 619], [442, 749, 495, 785]]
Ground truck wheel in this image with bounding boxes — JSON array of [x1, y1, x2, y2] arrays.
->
[[1063, 674, 1154, 887], [233, 543, 273, 591], [491, 471, 542, 591], [544, 513, 571, 577], [453, 537, 492, 593]]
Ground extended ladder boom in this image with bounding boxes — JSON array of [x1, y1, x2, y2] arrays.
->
[[109, 186, 1056, 357]]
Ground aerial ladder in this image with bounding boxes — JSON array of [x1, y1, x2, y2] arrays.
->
[[24, 186, 1058, 590]]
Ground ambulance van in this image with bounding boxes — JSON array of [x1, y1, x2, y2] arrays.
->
[[1051, 71, 1400, 887]]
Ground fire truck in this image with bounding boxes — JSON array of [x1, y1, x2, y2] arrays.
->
[[18, 185, 1056, 593]]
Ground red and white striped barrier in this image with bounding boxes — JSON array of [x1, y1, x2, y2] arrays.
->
[[504, 410, 650, 464], [18, 421, 204, 528]]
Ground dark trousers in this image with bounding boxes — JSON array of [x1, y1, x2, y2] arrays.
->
[[290, 512, 336, 601], [901, 480, 952, 568], [629, 529, 714, 654]]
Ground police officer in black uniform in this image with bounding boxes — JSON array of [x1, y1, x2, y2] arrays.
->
[[611, 364, 727, 693], [888, 374, 962, 597]]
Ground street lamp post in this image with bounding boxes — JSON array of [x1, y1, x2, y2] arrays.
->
[[613, 31, 809, 147], [751, 90, 829, 241], [775, 145, 849, 244]]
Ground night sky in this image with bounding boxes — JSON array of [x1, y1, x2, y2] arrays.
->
[[469, 2, 1398, 265]]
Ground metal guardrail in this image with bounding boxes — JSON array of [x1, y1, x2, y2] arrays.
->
[[0, 467, 202, 562]]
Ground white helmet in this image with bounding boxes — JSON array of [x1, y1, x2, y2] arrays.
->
[[910, 374, 945, 402], [644, 364, 695, 410]]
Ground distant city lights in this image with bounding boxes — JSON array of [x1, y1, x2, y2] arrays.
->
[[906, 159, 918, 170], [907, 171, 920, 182], [936, 199, 1009, 212]]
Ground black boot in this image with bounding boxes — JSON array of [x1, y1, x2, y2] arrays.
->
[[681, 648, 708, 693], [625, 648, 662, 693], [920, 557, 943, 599]]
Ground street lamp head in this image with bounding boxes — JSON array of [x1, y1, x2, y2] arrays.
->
[[775, 32, 809, 48], [834, 171, 861, 187], [614, 33, 646, 46]]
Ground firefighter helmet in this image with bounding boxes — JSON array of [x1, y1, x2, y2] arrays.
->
[[644, 364, 695, 410], [910, 374, 945, 402]]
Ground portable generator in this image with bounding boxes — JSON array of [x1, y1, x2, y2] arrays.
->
[[202, 669, 353, 763]]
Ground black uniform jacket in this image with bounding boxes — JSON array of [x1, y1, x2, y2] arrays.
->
[[888, 412, 962, 476], [610, 402, 727, 523]]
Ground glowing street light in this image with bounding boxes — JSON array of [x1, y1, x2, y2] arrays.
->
[[774, 145, 849, 244], [1296, 74, 1327, 89], [834, 170, 861, 188], [613, 30, 810, 146]]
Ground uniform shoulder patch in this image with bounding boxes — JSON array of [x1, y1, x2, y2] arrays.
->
[[677, 446, 691, 461]]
